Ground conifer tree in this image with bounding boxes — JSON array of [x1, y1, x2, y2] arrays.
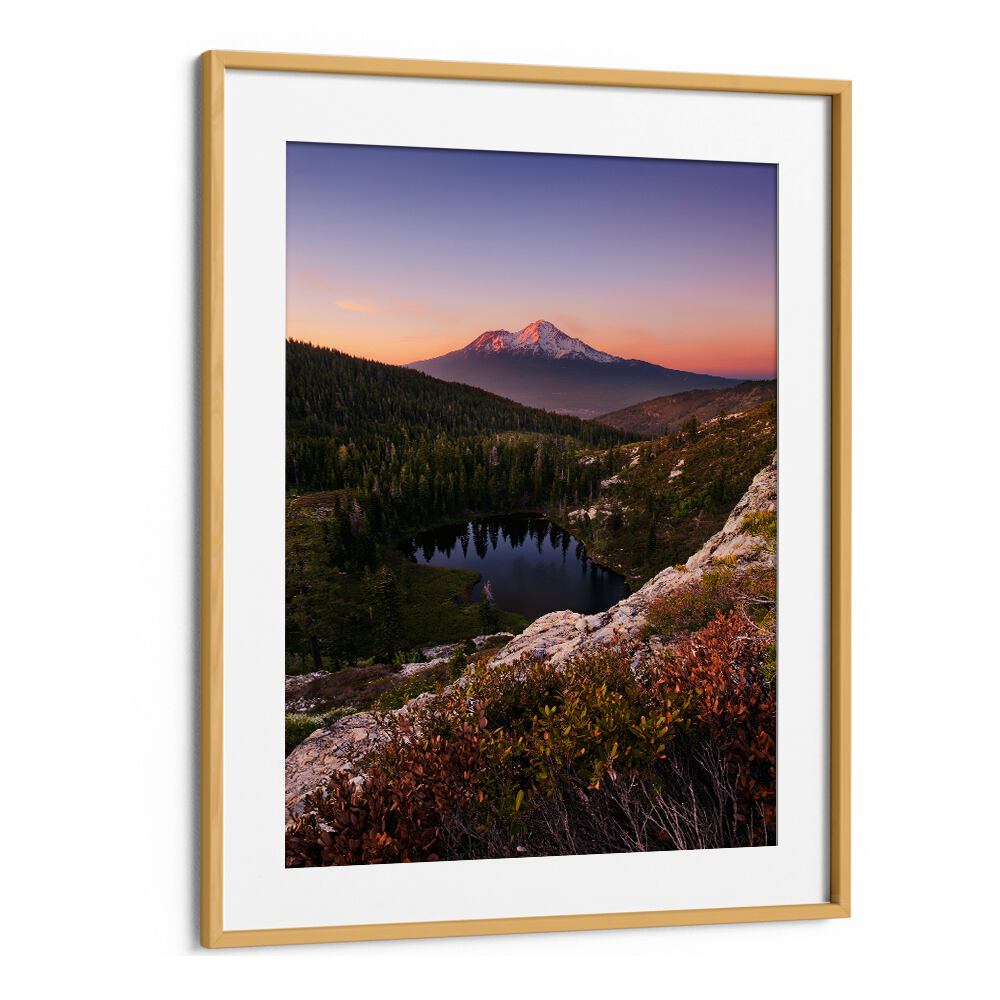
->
[[478, 580, 500, 634], [363, 566, 403, 660]]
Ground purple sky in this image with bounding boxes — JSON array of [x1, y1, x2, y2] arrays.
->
[[287, 143, 776, 378]]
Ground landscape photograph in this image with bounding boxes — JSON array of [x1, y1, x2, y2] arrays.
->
[[283, 142, 778, 866]]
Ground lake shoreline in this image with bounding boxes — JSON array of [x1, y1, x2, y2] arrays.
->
[[400, 511, 628, 621], [393, 506, 630, 590]]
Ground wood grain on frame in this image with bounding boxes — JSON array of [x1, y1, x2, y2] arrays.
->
[[200, 51, 851, 948]]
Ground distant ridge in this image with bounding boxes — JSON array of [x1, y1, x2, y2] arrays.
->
[[407, 319, 739, 418], [599, 380, 777, 436]]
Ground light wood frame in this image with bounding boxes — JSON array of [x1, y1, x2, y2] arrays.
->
[[200, 50, 851, 948]]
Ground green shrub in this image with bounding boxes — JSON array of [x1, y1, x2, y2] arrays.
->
[[446, 650, 468, 681], [371, 661, 454, 710], [741, 509, 777, 545], [463, 649, 682, 797], [645, 568, 738, 638], [285, 706, 361, 755], [645, 564, 775, 639], [321, 705, 360, 725], [761, 642, 777, 683], [285, 713, 325, 755]]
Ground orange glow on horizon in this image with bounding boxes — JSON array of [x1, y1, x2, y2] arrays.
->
[[286, 313, 776, 379], [286, 144, 777, 381]]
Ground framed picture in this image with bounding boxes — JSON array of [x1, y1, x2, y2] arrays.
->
[[201, 51, 850, 947]]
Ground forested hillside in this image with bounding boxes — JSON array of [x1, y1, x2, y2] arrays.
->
[[570, 401, 777, 586], [286, 340, 638, 569], [288, 339, 635, 491], [285, 340, 641, 671]]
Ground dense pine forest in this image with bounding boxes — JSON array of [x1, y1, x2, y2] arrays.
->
[[288, 340, 634, 487], [287, 340, 637, 565]]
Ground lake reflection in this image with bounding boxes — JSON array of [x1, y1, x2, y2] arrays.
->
[[400, 515, 627, 621]]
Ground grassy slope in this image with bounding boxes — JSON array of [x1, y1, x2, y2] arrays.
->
[[598, 380, 776, 437], [287, 552, 527, 673], [399, 562, 528, 646], [563, 401, 776, 587]]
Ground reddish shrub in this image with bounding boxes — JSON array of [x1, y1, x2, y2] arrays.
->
[[652, 610, 775, 838], [286, 714, 484, 866]]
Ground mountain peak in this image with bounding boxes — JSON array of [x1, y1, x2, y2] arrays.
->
[[466, 320, 619, 364], [521, 318, 560, 337], [408, 322, 741, 417]]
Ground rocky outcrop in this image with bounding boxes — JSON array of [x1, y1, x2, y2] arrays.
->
[[284, 633, 513, 813], [285, 456, 776, 816], [284, 633, 514, 713], [399, 633, 514, 677], [488, 455, 775, 668]]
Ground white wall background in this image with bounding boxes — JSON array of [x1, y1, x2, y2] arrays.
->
[[2, 1, 997, 996]]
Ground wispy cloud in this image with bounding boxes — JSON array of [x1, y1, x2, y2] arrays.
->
[[335, 299, 378, 314]]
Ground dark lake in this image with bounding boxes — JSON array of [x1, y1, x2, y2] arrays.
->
[[400, 515, 628, 621]]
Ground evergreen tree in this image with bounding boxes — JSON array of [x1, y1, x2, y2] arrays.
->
[[286, 512, 334, 671], [363, 566, 403, 660], [646, 516, 658, 557], [478, 580, 500, 634]]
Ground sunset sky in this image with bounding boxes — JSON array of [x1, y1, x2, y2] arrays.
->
[[287, 143, 777, 379]]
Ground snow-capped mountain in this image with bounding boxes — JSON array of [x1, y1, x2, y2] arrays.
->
[[467, 320, 619, 364], [407, 319, 739, 418]]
